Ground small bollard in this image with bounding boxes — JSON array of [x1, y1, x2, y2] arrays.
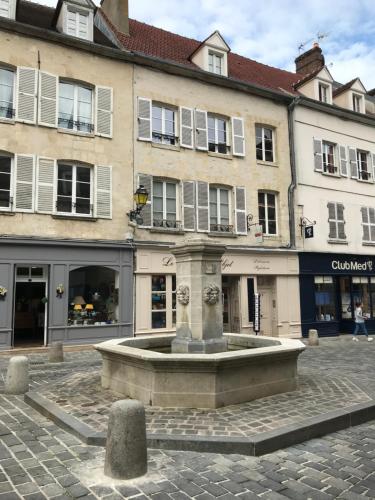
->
[[308, 329, 319, 346], [49, 341, 64, 363], [104, 399, 147, 480], [5, 356, 29, 394]]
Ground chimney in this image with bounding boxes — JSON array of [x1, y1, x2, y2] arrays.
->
[[100, 0, 129, 35], [295, 42, 325, 76]]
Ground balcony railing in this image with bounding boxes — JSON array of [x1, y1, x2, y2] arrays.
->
[[210, 223, 233, 233], [58, 117, 94, 133], [323, 163, 338, 175], [0, 106, 15, 119], [153, 219, 182, 230], [359, 170, 372, 182], [152, 132, 177, 145]]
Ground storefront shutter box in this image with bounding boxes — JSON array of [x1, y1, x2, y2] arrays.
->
[[38, 71, 58, 128], [95, 165, 112, 218], [14, 154, 35, 212], [196, 180, 209, 231], [313, 138, 323, 172], [16, 67, 37, 124], [95, 86, 113, 138], [235, 186, 247, 234], [137, 97, 152, 141], [180, 107, 194, 148], [36, 157, 56, 213], [182, 180, 195, 231], [232, 117, 245, 157], [195, 109, 208, 151], [137, 173, 152, 227]]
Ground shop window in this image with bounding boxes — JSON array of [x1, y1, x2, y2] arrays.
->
[[339, 276, 352, 319], [68, 266, 119, 326], [314, 276, 336, 321], [352, 276, 370, 319], [151, 274, 175, 330], [370, 278, 375, 318]]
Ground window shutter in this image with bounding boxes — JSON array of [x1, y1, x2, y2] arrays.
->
[[95, 86, 113, 138], [362, 207, 369, 241], [327, 202, 337, 239], [182, 180, 195, 231], [14, 154, 35, 212], [195, 109, 208, 151], [372, 153, 375, 182], [16, 67, 37, 124], [137, 174, 152, 227], [313, 138, 323, 172], [38, 71, 58, 128], [94, 165, 112, 219], [137, 97, 152, 141], [235, 186, 247, 234], [196, 181, 209, 231], [339, 145, 348, 177], [348, 147, 358, 179], [36, 157, 55, 213], [179, 107, 194, 149], [337, 203, 346, 240], [232, 117, 245, 157]]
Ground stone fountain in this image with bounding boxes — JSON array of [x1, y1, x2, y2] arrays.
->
[[95, 239, 304, 408]]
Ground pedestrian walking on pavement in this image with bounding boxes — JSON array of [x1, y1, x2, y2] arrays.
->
[[353, 301, 373, 342]]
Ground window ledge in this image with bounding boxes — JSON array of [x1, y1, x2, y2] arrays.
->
[[0, 118, 15, 125], [57, 128, 95, 139], [52, 214, 98, 222], [151, 142, 180, 152], [0, 210, 15, 216], [263, 234, 279, 239], [150, 227, 185, 235], [327, 239, 348, 245], [363, 242, 375, 246], [321, 171, 340, 178], [208, 151, 232, 160], [208, 232, 238, 238], [257, 160, 278, 168], [357, 179, 373, 184]]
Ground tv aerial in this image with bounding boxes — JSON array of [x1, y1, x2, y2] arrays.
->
[[298, 32, 329, 53]]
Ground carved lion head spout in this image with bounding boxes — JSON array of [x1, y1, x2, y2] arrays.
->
[[203, 284, 220, 305], [176, 284, 190, 306]]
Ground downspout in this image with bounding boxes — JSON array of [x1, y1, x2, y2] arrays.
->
[[287, 96, 301, 249]]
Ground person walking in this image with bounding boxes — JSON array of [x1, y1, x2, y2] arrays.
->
[[353, 301, 373, 342]]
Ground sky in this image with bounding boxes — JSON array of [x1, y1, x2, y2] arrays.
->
[[34, 0, 375, 89]]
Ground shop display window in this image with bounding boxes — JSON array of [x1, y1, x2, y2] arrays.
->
[[370, 278, 375, 318], [339, 276, 352, 319], [314, 276, 336, 321], [151, 274, 176, 330], [68, 266, 119, 326], [352, 276, 371, 318]]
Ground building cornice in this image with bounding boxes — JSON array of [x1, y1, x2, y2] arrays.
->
[[0, 235, 133, 249]]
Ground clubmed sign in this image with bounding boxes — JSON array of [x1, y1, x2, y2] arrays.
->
[[331, 260, 373, 272]]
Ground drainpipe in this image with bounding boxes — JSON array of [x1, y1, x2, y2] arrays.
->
[[287, 96, 301, 249]]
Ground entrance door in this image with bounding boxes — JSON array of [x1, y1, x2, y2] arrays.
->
[[222, 276, 241, 333], [258, 287, 272, 336]]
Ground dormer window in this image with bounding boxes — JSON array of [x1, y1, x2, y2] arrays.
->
[[352, 94, 362, 113], [57, 1, 94, 42], [208, 52, 223, 75], [319, 83, 329, 103], [0, 0, 15, 19], [66, 8, 89, 39], [190, 31, 230, 78]]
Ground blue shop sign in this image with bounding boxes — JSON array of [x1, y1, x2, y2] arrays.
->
[[299, 253, 375, 275]]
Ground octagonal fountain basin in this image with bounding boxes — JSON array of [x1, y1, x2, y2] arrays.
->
[[95, 334, 305, 409]]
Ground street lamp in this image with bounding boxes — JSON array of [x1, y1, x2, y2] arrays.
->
[[127, 185, 149, 225]]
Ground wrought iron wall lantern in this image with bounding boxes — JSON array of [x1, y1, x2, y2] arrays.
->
[[127, 185, 149, 225]]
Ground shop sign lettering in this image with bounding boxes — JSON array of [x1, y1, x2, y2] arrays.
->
[[254, 258, 270, 271], [221, 258, 234, 270], [162, 256, 174, 267], [331, 260, 373, 272]]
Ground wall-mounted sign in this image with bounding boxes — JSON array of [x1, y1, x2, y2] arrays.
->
[[299, 253, 375, 275], [253, 293, 260, 334], [304, 225, 314, 239], [331, 260, 373, 272], [254, 225, 263, 244]]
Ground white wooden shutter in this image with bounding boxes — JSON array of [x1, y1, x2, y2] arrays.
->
[[327, 202, 337, 239], [38, 71, 58, 128], [348, 147, 358, 179], [16, 67, 37, 124], [137, 97, 152, 141], [235, 186, 247, 235], [371, 153, 375, 183], [96, 86, 113, 138], [182, 180, 195, 231], [313, 138, 323, 172], [36, 157, 55, 213], [14, 154, 35, 212], [0, 0, 10, 18], [180, 107, 194, 149], [137, 174, 152, 227], [95, 165, 112, 219], [196, 181, 209, 231], [339, 145, 348, 177], [195, 109, 208, 151], [361, 207, 370, 241], [232, 117, 245, 157]]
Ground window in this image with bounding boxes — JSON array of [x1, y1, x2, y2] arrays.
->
[[327, 202, 346, 240], [152, 180, 178, 228], [209, 186, 231, 232], [256, 126, 274, 162], [66, 8, 89, 39], [208, 52, 223, 75], [339, 276, 351, 319], [361, 207, 375, 242], [152, 104, 176, 145], [68, 266, 119, 326], [208, 115, 228, 154], [352, 276, 370, 319], [352, 94, 362, 113], [57, 163, 92, 216], [318, 83, 329, 103], [58, 82, 93, 133], [258, 192, 277, 235], [322, 142, 337, 175], [0, 155, 12, 210], [151, 275, 176, 329], [314, 276, 336, 321], [0, 67, 14, 119], [357, 150, 371, 181]]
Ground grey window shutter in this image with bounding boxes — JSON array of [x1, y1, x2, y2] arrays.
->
[[95, 165, 112, 219], [137, 174, 152, 227], [180, 107, 194, 149], [38, 71, 58, 128], [14, 154, 35, 212], [137, 97, 152, 141], [337, 203, 346, 239], [348, 147, 358, 179], [196, 181, 209, 231], [195, 109, 208, 151], [339, 145, 348, 177], [36, 157, 55, 213], [232, 117, 245, 157], [16, 67, 37, 124], [313, 138, 323, 172], [95, 86, 113, 138], [372, 153, 375, 182], [182, 180, 195, 231], [235, 186, 247, 234], [327, 202, 337, 239], [361, 207, 369, 241]]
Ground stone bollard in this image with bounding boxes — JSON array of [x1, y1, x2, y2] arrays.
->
[[5, 356, 29, 394], [104, 399, 147, 480], [308, 329, 319, 346], [49, 342, 64, 363]]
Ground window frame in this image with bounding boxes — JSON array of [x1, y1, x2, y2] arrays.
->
[[322, 141, 338, 175], [0, 153, 13, 212], [65, 5, 91, 40], [152, 179, 179, 229], [356, 149, 372, 182], [58, 80, 94, 134], [150, 274, 176, 330], [209, 185, 231, 232], [318, 83, 329, 103], [256, 125, 275, 163], [207, 114, 229, 154], [56, 162, 93, 217], [0, 65, 16, 120], [258, 191, 278, 236], [352, 93, 362, 113], [151, 103, 177, 145], [208, 51, 224, 75]]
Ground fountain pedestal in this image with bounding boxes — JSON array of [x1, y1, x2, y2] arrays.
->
[[171, 239, 227, 354]]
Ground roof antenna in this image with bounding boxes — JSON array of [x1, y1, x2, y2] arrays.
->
[[298, 32, 329, 53]]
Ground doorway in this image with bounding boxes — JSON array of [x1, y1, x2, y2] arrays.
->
[[222, 276, 240, 332], [257, 276, 276, 336]]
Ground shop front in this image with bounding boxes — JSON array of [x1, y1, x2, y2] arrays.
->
[[0, 238, 133, 349], [299, 252, 375, 337], [135, 245, 301, 338]]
